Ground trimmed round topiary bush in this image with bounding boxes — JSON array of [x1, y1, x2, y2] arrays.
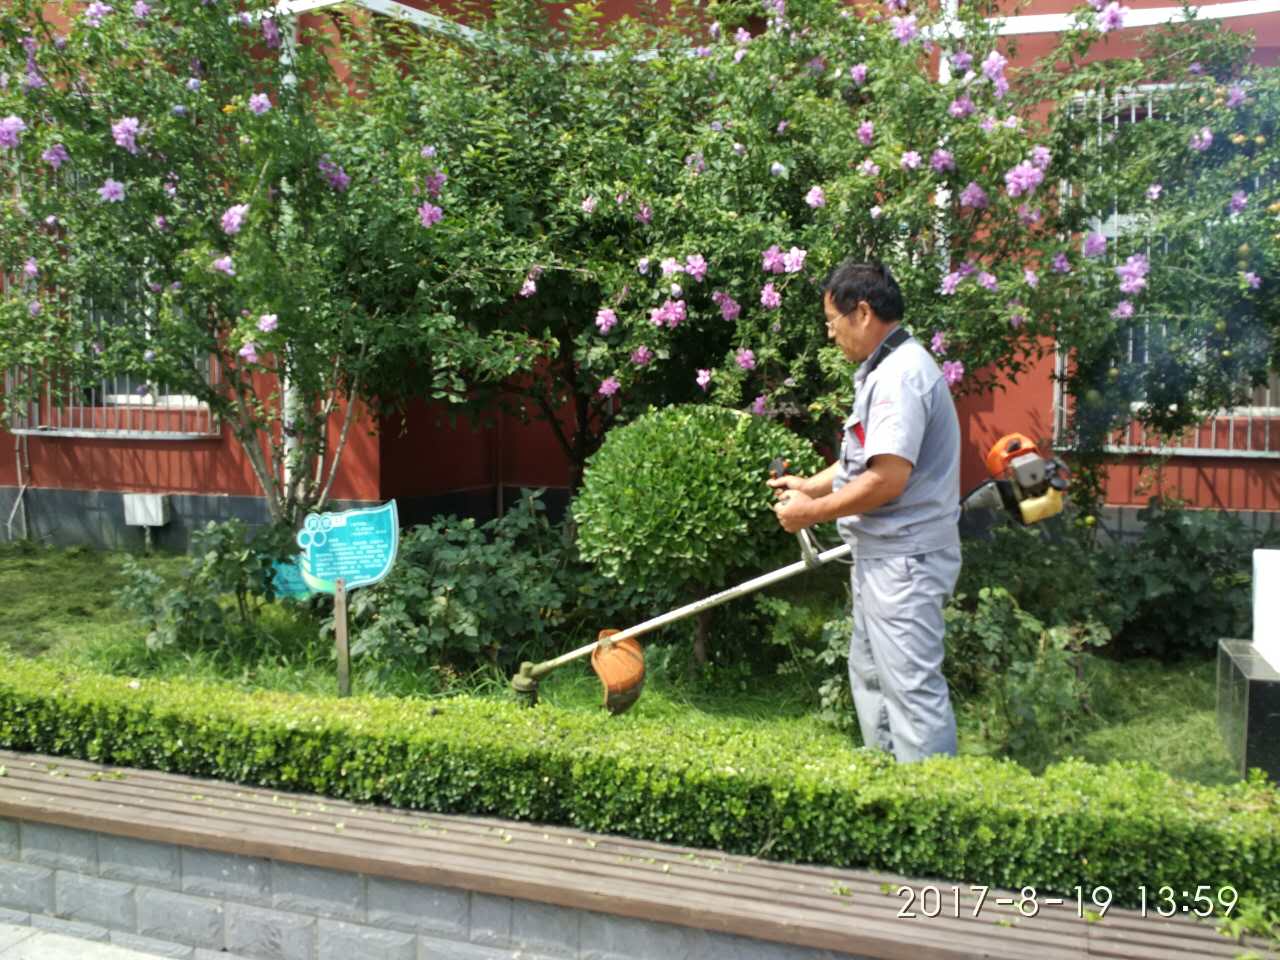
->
[[573, 404, 826, 629]]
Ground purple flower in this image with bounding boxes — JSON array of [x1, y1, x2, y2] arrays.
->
[[41, 143, 68, 168], [870, 205, 883, 219], [262, 17, 281, 48], [598, 376, 621, 397], [776, 120, 790, 134], [248, 93, 271, 115], [144, 349, 155, 362], [805, 186, 826, 208], [940, 272, 962, 295], [1004, 161, 1044, 198], [696, 369, 712, 391], [760, 283, 782, 309], [27, 300, 41, 317], [1024, 268, 1039, 288], [694, 46, 712, 57], [595, 308, 617, 334], [1110, 300, 1134, 319], [1018, 204, 1042, 227], [519, 268, 541, 298], [959, 181, 988, 209], [98, 178, 125, 202], [890, 14, 917, 44], [670, 282, 683, 298], [649, 298, 687, 329], [712, 291, 741, 322], [980, 116, 997, 133], [1030, 145, 1052, 170], [950, 51, 973, 72], [637, 257, 651, 275], [1230, 190, 1248, 214], [424, 171, 447, 196], [685, 253, 708, 282], [171, 105, 187, 117], [1052, 252, 1071, 274], [1188, 61, 1204, 75], [736, 348, 757, 370], [23, 258, 38, 278], [857, 120, 874, 146], [212, 255, 235, 276], [239, 342, 258, 363], [734, 49, 747, 64], [850, 63, 868, 85], [783, 246, 806, 273], [318, 158, 350, 191], [948, 95, 975, 118], [1098, 2, 1127, 33], [982, 49, 1007, 82], [631, 346, 653, 367], [901, 150, 922, 171], [257, 313, 278, 333], [418, 202, 443, 228], [733, 142, 746, 157], [83, 1, 113, 27], [709, 20, 720, 38], [942, 360, 965, 386], [1147, 183, 1162, 201], [636, 204, 653, 225], [111, 117, 142, 154], [770, 161, 787, 177], [581, 195, 597, 214], [959, 261, 977, 277], [685, 152, 706, 174], [930, 149, 955, 172], [133, 0, 149, 16], [751, 395, 769, 416], [1226, 84, 1246, 108], [735, 27, 752, 43], [1009, 310, 1026, 329], [761, 245, 786, 274], [1244, 272, 1261, 289], [858, 159, 880, 177], [186, 77, 202, 92], [1083, 232, 1107, 257], [421, 145, 437, 158], [977, 271, 998, 291], [1115, 253, 1149, 294], [153, 215, 169, 231], [930, 331, 947, 355], [660, 257, 684, 277], [221, 203, 249, 235], [1189, 127, 1213, 152]]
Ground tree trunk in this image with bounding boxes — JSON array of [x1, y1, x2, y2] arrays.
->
[[689, 609, 712, 678]]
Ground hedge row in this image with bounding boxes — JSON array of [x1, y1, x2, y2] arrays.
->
[[1, 656, 1277, 909]]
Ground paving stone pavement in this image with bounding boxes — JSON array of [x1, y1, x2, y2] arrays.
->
[[0, 922, 161, 960]]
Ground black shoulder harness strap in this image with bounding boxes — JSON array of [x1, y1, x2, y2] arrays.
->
[[862, 326, 912, 377]]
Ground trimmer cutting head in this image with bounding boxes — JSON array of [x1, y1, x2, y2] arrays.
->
[[591, 629, 645, 715]]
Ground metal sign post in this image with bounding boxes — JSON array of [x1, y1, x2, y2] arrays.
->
[[334, 578, 351, 697]]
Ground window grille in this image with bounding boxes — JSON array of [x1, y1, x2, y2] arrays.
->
[[1052, 87, 1278, 459]]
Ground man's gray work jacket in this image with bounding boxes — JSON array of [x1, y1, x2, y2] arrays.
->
[[831, 328, 961, 558]]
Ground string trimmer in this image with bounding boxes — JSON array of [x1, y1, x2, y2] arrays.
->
[[511, 435, 1069, 715]]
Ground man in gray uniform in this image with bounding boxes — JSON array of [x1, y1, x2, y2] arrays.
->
[[769, 260, 962, 762]]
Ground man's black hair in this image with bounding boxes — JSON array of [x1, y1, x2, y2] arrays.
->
[[822, 259, 904, 323]]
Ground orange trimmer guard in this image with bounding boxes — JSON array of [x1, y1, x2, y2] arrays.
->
[[590, 629, 645, 715]]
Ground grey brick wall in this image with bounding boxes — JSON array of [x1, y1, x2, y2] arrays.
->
[[0, 817, 872, 960]]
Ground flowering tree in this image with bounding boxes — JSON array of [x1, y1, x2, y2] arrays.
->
[[342, 0, 1276, 492], [0, 0, 539, 527]]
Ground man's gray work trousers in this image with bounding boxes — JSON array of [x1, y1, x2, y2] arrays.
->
[[847, 545, 962, 763]]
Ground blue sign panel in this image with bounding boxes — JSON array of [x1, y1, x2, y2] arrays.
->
[[273, 500, 399, 596], [270, 559, 311, 599]]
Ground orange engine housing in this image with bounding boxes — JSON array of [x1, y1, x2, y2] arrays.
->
[[984, 433, 1039, 479]]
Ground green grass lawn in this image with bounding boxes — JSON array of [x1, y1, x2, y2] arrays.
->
[[0, 540, 1242, 786]]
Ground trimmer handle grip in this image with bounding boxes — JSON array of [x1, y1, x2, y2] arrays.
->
[[768, 457, 820, 568]]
